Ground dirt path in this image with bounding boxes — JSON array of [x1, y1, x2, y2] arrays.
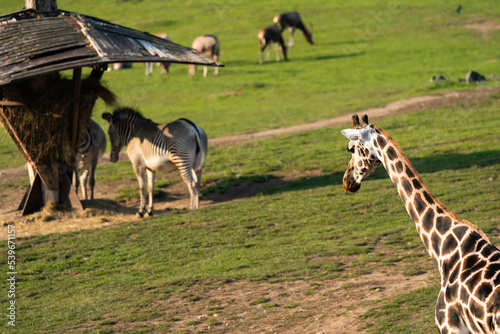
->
[[1, 87, 499, 232], [208, 87, 500, 146]]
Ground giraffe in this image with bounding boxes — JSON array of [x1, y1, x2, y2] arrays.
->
[[341, 114, 500, 334]]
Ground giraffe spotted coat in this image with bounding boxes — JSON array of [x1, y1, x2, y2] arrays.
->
[[341, 114, 500, 334]]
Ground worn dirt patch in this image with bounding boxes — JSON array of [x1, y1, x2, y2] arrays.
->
[[96, 269, 435, 334], [65, 268, 437, 334], [465, 20, 500, 37]]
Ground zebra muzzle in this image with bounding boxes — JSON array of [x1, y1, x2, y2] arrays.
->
[[110, 152, 119, 163]]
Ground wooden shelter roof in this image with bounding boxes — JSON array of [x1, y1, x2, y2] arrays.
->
[[0, 8, 221, 86]]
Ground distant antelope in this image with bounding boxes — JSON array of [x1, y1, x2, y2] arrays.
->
[[273, 12, 313, 47], [145, 33, 172, 76], [258, 24, 287, 65], [188, 35, 220, 77], [108, 62, 133, 71]]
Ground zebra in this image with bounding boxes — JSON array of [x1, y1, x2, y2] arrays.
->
[[74, 119, 107, 200], [102, 107, 208, 217]]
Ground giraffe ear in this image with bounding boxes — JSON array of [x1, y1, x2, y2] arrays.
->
[[341, 128, 372, 142], [341, 128, 362, 141]]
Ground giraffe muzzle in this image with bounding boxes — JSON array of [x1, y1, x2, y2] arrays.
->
[[343, 177, 361, 193]]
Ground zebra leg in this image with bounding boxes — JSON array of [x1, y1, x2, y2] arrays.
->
[[133, 165, 147, 218], [145, 169, 155, 217], [188, 182, 199, 209], [179, 167, 199, 209], [88, 165, 96, 200], [203, 65, 208, 77], [195, 170, 203, 192], [72, 168, 80, 197], [80, 169, 89, 200], [194, 170, 203, 209], [88, 157, 101, 200]]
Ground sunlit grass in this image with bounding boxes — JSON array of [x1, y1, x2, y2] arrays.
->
[[1, 98, 499, 332], [1, 0, 499, 167]]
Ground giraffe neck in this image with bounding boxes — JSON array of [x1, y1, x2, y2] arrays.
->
[[372, 127, 468, 267], [367, 125, 500, 334]]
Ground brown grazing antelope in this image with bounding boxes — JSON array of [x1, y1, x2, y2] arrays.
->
[[108, 63, 132, 71], [273, 12, 313, 47], [258, 24, 287, 65], [188, 35, 220, 77], [145, 33, 172, 76]]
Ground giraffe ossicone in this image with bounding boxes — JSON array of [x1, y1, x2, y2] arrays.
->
[[341, 114, 500, 334]]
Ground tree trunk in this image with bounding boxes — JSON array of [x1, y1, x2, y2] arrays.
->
[[25, 0, 58, 13]]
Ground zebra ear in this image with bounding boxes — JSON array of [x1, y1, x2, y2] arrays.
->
[[102, 112, 113, 124]]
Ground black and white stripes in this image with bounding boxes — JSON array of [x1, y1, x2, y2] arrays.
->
[[102, 107, 207, 216], [75, 119, 107, 200]]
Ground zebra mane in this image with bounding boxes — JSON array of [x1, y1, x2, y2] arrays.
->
[[112, 107, 153, 124]]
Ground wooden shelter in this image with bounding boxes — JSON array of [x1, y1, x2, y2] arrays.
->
[[0, 0, 222, 215]]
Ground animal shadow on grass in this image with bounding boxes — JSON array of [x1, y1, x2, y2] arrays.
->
[[80, 198, 138, 215], [200, 171, 346, 201], [263, 149, 500, 197], [265, 171, 346, 196], [99, 149, 499, 213], [409, 150, 500, 174], [202, 174, 286, 204]]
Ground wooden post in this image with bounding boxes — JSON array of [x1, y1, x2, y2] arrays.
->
[[69, 67, 84, 209], [35, 163, 59, 203], [71, 67, 82, 164], [71, 68, 82, 155]]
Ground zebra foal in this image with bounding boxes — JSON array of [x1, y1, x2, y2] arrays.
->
[[102, 107, 207, 217], [74, 119, 107, 200]]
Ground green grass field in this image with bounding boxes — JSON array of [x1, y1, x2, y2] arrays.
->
[[1, 0, 499, 167], [1, 95, 500, 333], [1, 0, 500, 333]]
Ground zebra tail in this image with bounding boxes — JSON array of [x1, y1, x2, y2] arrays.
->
[[179, 118, 206, 157]]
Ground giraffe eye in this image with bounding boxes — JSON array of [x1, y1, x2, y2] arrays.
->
[[347, 144, 355, 153]]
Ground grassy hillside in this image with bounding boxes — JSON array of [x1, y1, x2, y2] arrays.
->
[[0, 1, 499, 332], [0, 0, 499, 168], [1, 94, 500, 333]]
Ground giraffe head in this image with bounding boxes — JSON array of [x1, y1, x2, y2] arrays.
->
[[341, 114, 382, 192]]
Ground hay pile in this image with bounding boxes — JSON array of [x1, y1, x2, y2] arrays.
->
[[0, 72, 116, 166], [0, 199, 137, 239]]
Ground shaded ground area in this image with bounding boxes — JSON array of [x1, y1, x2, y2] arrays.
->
[[2, 87, 499, 234]]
